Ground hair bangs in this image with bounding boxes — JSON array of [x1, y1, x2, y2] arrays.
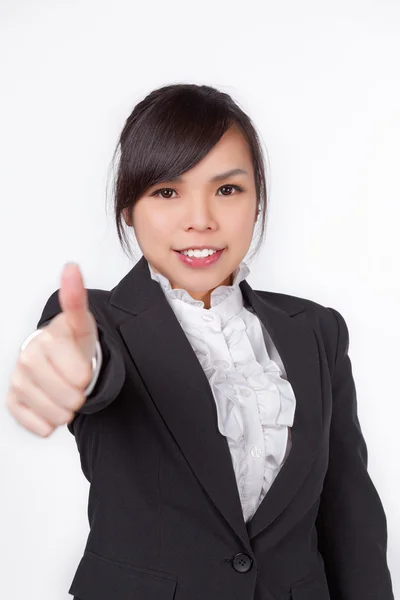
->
[[120, 90, 233, 199]]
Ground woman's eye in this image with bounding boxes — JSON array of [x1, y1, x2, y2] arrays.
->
[[217, 184, 243, 196], [151, 188, 176, 199]]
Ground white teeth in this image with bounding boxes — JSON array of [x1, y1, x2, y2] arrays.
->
[[180, 248, 218, 257]]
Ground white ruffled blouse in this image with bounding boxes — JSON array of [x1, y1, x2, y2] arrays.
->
[[148, 260, 297, 523]]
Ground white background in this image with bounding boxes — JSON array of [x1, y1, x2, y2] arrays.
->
[[1, 1, 399, 598]]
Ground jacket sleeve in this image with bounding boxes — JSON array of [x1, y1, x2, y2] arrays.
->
[[36, 289, 126, 427], [315, 307, 394, 600]]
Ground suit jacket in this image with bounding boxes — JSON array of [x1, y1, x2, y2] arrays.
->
[[36, 255, 394, 600]]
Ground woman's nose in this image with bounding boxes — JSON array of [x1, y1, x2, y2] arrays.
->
[[183, 199, 218, 231]]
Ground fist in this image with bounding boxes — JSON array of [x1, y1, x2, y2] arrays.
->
[[6, 263, 99, 437]]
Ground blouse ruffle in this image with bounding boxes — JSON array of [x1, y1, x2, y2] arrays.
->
[[183, 314, 296, 513]]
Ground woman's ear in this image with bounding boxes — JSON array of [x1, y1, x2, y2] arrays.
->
[[123, 208, 132, 226]]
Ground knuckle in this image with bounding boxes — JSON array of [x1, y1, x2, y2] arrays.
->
[[58, 409, 75, 426], [75, 363, 92, 389], [48, 404, 74, 426], [38, 329, 54, 348], [38, 424, 55, 437], [66, 412, 76, 425], [19, 350, 34, 369], [38, 406, 60, 431], [67, 391, 85, 412], [52, 413, 68, 427], [9, 370, 24, 393]]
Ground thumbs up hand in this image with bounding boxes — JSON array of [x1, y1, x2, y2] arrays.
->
[[6, 263, 99, 437]]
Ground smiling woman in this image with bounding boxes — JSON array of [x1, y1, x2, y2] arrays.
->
[[108, 84, 268, 307]]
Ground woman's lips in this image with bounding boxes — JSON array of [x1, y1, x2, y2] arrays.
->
[[174, 249, 225, 268]]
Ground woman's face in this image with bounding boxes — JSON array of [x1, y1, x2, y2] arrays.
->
[[125, 125, 258, 306]]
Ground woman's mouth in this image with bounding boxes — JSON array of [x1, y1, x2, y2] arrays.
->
[[174, 248, 225, 268]]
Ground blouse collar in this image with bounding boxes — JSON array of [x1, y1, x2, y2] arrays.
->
[[147, 259, 250, 323]]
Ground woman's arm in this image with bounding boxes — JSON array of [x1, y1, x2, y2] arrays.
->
[[316, 307, 394, 599]]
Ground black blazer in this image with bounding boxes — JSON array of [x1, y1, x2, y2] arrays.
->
[[37, 255, 394, 600]]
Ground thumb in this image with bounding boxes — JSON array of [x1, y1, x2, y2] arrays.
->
[[58, 262, 93, 340]]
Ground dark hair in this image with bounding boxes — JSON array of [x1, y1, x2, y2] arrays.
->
[[107, 83, 269, 262]]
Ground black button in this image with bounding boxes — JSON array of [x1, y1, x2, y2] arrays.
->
[[232, 552, 253, 573]]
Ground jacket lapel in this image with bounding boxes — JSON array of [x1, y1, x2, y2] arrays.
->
[[109, 256, 322, 549], [239, 281, 323, 541]]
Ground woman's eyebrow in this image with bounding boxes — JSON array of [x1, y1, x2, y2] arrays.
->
[[167, 168, 249, 184], [209, 168, 249, 182]]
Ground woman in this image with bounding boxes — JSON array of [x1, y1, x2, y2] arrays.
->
[[7, 83, 394, 599]]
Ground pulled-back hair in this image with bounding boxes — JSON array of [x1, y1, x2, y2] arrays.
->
[[108, 83, 269, 261]]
